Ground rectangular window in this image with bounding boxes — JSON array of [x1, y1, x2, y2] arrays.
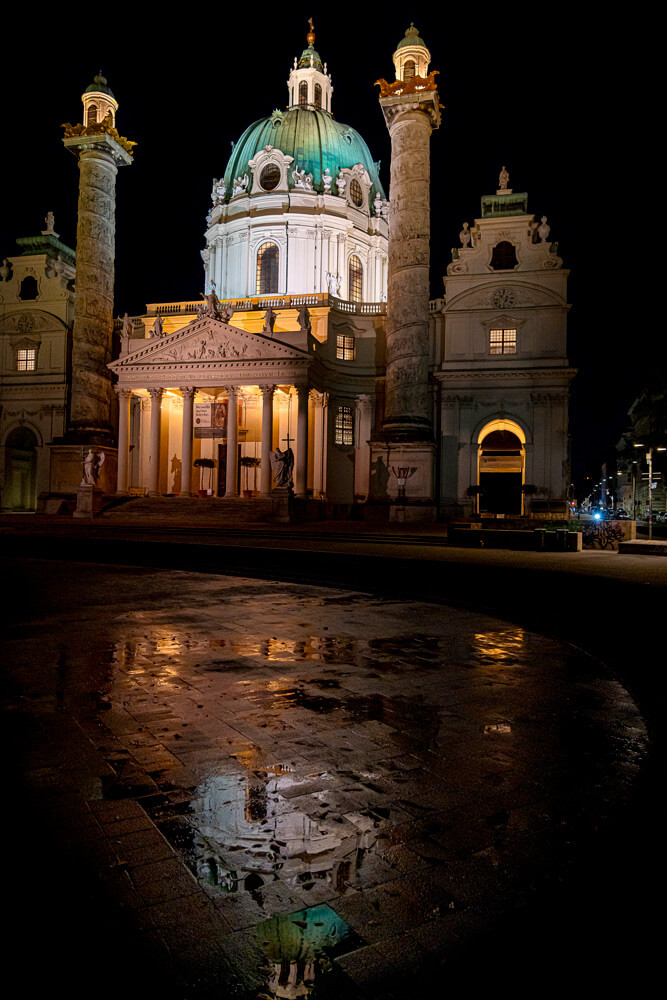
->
[[336, 334, 355, 361], [489, 329, 516, 355], [335, 405, 354, 445], [17, 348, 36, 371]]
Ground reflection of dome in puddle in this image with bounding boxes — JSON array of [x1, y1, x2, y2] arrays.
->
[[257, 904, 355, 999], [192, 771, 379, 889]]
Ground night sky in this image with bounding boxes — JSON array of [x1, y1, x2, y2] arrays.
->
[[0, 5, 656, 492]]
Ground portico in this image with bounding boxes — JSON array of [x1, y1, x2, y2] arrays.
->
[[109, 313, 321, 500]]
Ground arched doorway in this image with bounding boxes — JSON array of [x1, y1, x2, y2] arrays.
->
[[477, 420, 525, 514], [4, 426, 38, 510]]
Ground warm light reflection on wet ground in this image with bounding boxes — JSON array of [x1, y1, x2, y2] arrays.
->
[[2, 561, 648, 998]]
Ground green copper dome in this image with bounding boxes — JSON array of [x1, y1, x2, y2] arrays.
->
[[84, 73, 115, 99], [396, 24, 427, 49], [223, 107, 386, 204]]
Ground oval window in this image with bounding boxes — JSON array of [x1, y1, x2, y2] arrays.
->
[[349, 179, 364, 207], [260, 164, 281, 191]]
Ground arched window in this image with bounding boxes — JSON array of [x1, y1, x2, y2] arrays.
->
[[87, 103, 98, 126], [335, 406, 354, 445], [19, 276, 38, 300], [314, 83, 322, 109], [348, 255, 363, 302], [403, 59, 416, 82], [256, 242, 279, 295], [299, 82, 308, 108], [490, 241, 518, 270]]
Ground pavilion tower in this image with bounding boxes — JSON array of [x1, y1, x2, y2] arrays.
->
[[371, 26, 441, 518]]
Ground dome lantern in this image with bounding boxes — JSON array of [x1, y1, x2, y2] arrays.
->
[[81, 72, 118, 128], [392, 24, 431, 83], [287, 19, 333, 113]]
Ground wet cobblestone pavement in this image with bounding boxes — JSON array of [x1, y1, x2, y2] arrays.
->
[[2, 558, 648, 997]]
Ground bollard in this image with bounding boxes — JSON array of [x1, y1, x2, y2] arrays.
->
[[556, 528, 569, 551], [534, 528, 546, 550]]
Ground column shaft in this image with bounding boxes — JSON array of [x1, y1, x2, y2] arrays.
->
[[115, 387, 131, 493], [180, 388, 195, 496], [260, 386, 275, 495], [225, 388, 239, 496], [148, 389, 163, 496], [295, 386, 309, 497], [70, 149, 119, 435]]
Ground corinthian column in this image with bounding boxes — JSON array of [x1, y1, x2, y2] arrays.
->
[[225, 387, 239, 497], [180, 388, 196, 495]]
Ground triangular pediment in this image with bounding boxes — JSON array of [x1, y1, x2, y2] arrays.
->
[[110, 316, 309, 371]]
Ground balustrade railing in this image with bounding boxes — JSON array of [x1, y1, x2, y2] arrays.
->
[[115, 294, 447, 332]]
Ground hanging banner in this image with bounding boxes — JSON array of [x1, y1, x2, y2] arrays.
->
[[194, 400, 228, 438]]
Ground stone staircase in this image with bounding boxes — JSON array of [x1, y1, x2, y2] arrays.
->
[[101, 495, 275, 523]]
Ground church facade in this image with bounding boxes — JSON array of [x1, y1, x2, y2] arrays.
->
[[0, 25, 573, 519]]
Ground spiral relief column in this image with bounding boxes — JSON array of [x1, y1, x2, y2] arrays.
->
[[50, 75, 134, 497], [371, 26, 441, 520]]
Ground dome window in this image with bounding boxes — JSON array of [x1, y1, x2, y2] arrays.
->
[[349, 179, 364, 208], [490, 241, 518, 270], [314, 84, 322, 109], [403, 60, 416, 82], [256, 242, 279, 295], [348, 255, 363, 302], [299, 82, 308, 108], [87, 103, 98, 125], [259, 163, 281, 191]]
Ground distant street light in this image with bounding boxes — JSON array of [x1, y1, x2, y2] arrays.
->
[[634, 444, 666, 540]]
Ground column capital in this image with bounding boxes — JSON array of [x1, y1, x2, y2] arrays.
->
[[179, 386, 197, 399], [259, 383, 277, 396], [295, 383, 311, 398], [114, 386, 132, 399], [222, 385, 239, 397], [148, 387, 163, 400]]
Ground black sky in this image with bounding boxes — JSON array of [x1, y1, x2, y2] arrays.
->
[[0, 5, 658, 490]]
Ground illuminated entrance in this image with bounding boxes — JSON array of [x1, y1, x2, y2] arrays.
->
[[477, 420, 525, 514]]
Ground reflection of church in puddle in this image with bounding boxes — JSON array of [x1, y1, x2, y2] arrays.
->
[[193, 769, 377, 997], [0, 23, 573, 519]]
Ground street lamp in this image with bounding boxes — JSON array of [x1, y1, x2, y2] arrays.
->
[[634, 444, 666, 540]]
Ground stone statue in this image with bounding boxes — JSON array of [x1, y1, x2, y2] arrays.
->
[[537, 215, 551, 242], [200, 288, 222, 320], [322, 167, 333, 193], [336, 174, 347, 197], [81, 449, 105, 486], [0, 258, 11, 281], [211, 177, 227, 205], [120, 312, 132, 339], [297, 304, 311, 333], [42, 211, 58, 237], [271, 447, 294, 488], [220, 302, 234, 323], [326, 272, 341, 296], [263, 306, 277, 334], [232, 174, 248, 196], [292, 166, 314, 191], [150, 313, 164, 338], [374, 192, 383, 216], [459, 222, 471, 247], [498, 166, 510, 190]]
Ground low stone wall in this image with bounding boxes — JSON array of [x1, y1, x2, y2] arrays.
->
[[573, 519, 637, 551]]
